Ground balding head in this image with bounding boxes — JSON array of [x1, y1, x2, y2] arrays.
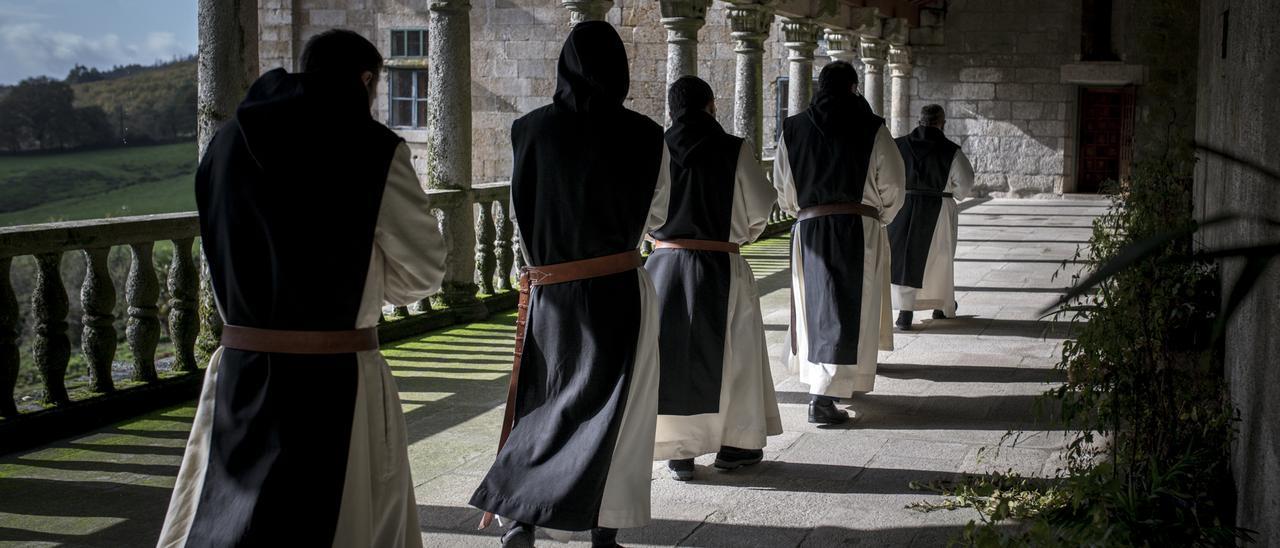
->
[[919, 104, 946, 129]]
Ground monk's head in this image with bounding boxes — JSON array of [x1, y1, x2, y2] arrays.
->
[[817, 61, 859, 97], [919, 104, 946, 130], [300, 29, 383, 108], [668, 75, 716, 119]]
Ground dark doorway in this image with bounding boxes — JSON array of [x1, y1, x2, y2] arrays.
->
[[1075, 86, 1135, 193]]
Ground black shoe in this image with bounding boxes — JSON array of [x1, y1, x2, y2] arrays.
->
[[667, 458, 695, 481], [932, 309, 946, 320], [808, 400, 850, 424], [895, 310, 913, 330], [591, 527, 622, 548], [501, 523, 535, 548], [714, 446, 764, 470]]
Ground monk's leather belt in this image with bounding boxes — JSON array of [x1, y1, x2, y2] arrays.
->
[[220, 325, 379, 354], [906, 189, 954, 198], [795, 202, 880, 222], [479, 248, 643, 530], [653, 238, 741, 254]]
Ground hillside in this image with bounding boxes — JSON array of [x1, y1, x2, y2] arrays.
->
[[72, 59, 197, 142], [0, 142, 196, 227]]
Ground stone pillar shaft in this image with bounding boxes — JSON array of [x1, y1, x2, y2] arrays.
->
[[428, 0, 484, 318], [562, 0, 613, 25], [660, 0, 711, 123], [727, 2, 773, 155], [859, 37, 887, 117], [888, 44, 913, 137], [782, 18, 819, 119]]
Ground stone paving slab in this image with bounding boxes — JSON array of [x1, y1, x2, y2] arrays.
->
[[0, 198, 1104, 547]]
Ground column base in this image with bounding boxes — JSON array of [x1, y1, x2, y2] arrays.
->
[[434, 281, 488, 321]]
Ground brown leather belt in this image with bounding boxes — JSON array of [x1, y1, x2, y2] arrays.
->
[[790, 202, 881, 355], [479, 249, 643, 529], [220, 325, 379, 354], [795, 201, 880, 222], [653, 238, 741, 254]]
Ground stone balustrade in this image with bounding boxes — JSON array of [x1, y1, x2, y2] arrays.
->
[[0, 184, 516, 441]]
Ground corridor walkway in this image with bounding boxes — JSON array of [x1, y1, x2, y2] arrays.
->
[[0, 198, 1106, 547]]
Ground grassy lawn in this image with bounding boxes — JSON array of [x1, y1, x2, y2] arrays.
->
[[0, 142, 197, 228]]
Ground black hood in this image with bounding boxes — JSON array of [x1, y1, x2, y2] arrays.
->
[[552, 21, 629, 113], [805, 88, 878, 138], [665, 108, 726, 167], [235, 68, 373, 170], [904, 125, 948, 159]]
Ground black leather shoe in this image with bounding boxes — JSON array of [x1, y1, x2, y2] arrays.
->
[[932, 309, 947, 319], [667, 458, 695, 481], [714, 446, 764, 470], [808, 400, 850, 424], [501, 523, 535, 548], [591, 527, 622, 548], [895, 310, 913, 330]]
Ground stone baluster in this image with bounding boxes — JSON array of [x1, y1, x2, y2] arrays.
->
[[475, 200, 497, 295], [887, 44, 913, 137], [660, 0, 711, 124], [32, 252, 70, 405], [126, 243, 160, 383], [494, 200, 514, 292], [782, 17, 820, 118], [512, 226, 526, 273], [561, 0, 613, 26], [727, 1, 773, 156], [80, 247, 117, 392], [0, 257, 20, 417], [392, 305, 411, 318], [168, 238, 199, 373], [195, 255, 222, 365], [428, 0, 486, 320]]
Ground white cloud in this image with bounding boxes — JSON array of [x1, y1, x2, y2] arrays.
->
[[0, 22, 191, 83]]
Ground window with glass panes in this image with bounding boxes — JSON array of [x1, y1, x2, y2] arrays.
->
[[388, 29, 428, 128]]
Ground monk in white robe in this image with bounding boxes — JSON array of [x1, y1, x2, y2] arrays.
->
[[889, 104, 976, 328], [159, 30, 444, 547], [647, 76, 782, 481], [772, 61, 905, 424]]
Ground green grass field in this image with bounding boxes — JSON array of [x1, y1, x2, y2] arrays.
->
[[0, 142, 197, 227]]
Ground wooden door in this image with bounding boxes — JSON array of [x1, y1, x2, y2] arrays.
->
[[1076, 86, 1135, 193]]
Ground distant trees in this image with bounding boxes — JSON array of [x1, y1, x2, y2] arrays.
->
[[0, 57, 198, 153], [0, 77, 113, 151]]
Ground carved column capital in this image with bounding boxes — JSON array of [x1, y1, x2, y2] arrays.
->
[[660, 0, 710, 45], [562, 0, 613, 26], [887, 44, 912, 78], [859, 36, 888, 71], [727, 2, 773, 54], [428, 0, 471, 12], [781, 17, 819, 60], [823, 29, 858, 63]]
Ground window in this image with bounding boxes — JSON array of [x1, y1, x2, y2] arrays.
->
[[1220, 9, 1230, 59], [388, 30, 428, 129], [391, 30, 427, 58], [1080, 0, 1118, 61]]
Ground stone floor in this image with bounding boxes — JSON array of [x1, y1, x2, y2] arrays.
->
[[0, 198, 1107, 547]]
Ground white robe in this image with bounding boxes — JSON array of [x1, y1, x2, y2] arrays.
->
[[773, 127, 905, 397], [158, 143, 446, 548], [891, 151, 975, 316], [653, 140, 784, 461]]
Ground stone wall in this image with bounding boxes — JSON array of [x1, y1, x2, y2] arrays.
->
[[1194, 0, 1280, 542]]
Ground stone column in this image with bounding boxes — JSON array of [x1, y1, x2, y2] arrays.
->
[[858, 37, 887, 117], [427, 0, 485, 319], [660, 0, 711, 124], [781, 17, 820, 118], [887, 44, 913, 137], [726, 1, 773, 156], [562, 0, 613, 25], [823, 29, 858, 64], [196, 0, 258, 363]]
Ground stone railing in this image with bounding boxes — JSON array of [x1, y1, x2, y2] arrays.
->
[[760, 157, 796, 232], [0, 184, 515, 453]]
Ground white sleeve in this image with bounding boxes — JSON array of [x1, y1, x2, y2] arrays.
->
[[772, 136, 800, 216], [642, 143, 672, 242], [376, 143, 446, 306], [948, 150, 976, 202], [869, 126, 905, 225], [732, 139, 776, 244]]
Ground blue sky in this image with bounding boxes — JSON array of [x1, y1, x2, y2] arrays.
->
[[0, 0, 196, 84]]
